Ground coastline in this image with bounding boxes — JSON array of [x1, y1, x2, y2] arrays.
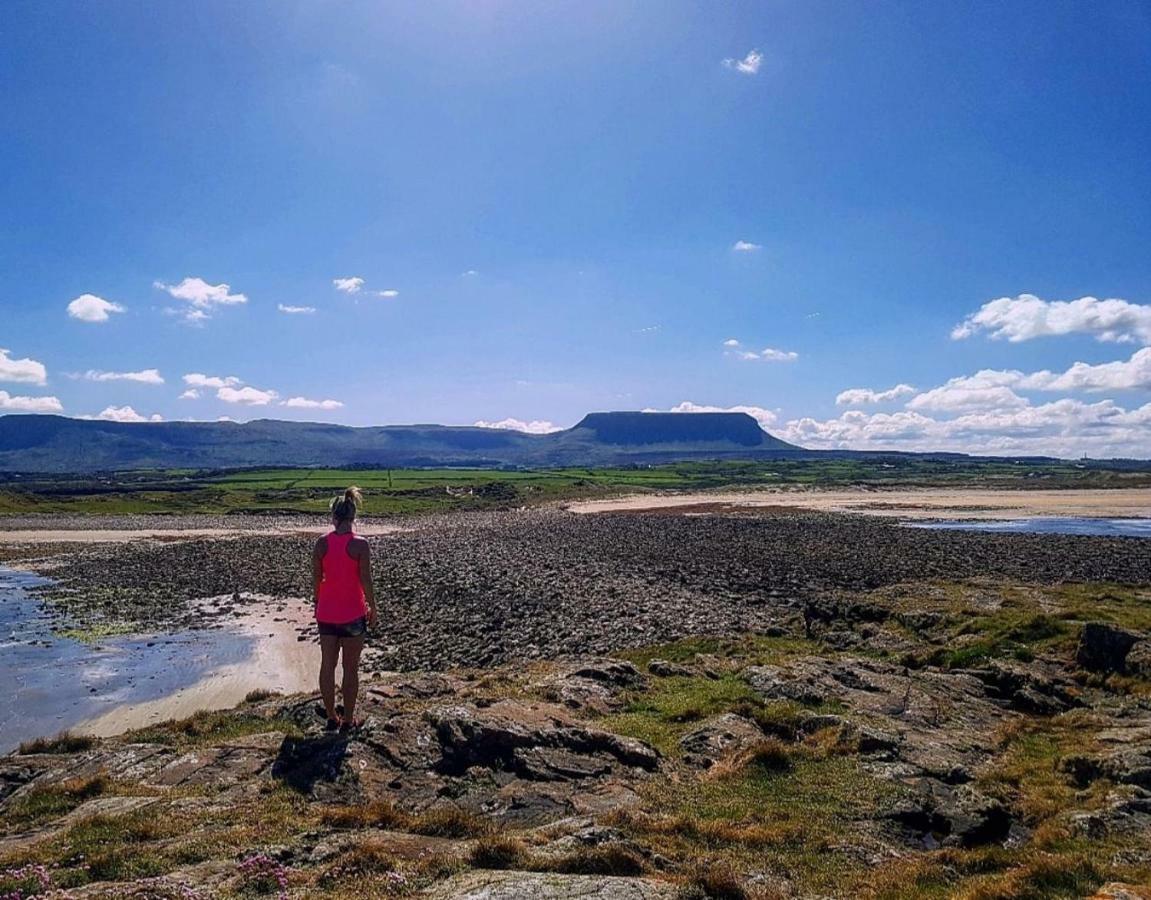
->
[[76, 596, 318, 738], [566, 486, 1151, 519]]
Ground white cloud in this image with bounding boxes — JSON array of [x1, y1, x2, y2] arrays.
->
[[462, 270, 479, 277], [836, 384, 917, 406], [732, 240, 761, 252], [183, 373, 242, 389], [278, 304, 316, 315], [0, 391, 63, 413], [217, 385, 278, 405], [0, 349, 48, 385], [281, 396, 344, 409], [723, 49, 763, 75], [82, 369, 164, 385], [791, 349, 1151, 456], [781, 397, 1151, 458], [1015, 347, 1151, 393], [333, 276, 364, 294], [651, 401, 777, 430], [179, 389, 201, 400], [377, 289, 399, 299], [952, 294, 1151, 345], [723, 340, 798, 362], [96, 405, 163, 423], [155, 277, 247, 323], [67, 294, 125, 323], [473, 418, 562, 434], [906, 371, 1029, 413]]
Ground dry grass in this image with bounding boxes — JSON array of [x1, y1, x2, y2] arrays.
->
[[243, 688, 280, 703], [16, 731, 96, 755], [537, 843, 647, 876], [410, 805, 492, 839], [706, 739, 794, 780], [469, 835, 529, 870], [319, 799, 409, 830]]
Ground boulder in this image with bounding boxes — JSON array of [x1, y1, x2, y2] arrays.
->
[[539, 658, 646, 714], [1090, 884, 1151, 900], [678, 714, 765, 767], [886, 781, 1011, 848], [427, 700, 659, 777], [1076, 623, 1143, 674], [963, 661, 1079, 715], [423, 870, 678, 899], [647, 659, 694, 677], [1124, 641, 1151, 678], [744, 665, 827, 705]]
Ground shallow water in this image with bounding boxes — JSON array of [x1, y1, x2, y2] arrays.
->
[[0, 567, 257, 754], [907, 516, 1151, 538]]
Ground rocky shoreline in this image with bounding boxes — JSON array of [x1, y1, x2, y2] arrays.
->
[[2, 508, 1151, 897], [5, 509, 1151, 672]]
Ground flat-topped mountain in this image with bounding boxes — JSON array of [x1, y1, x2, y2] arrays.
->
[[569, 411, 784, 447], [0, 411, 800, 472]]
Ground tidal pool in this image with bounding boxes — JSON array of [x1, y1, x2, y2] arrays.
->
[[906, 517, 1151, 538], [0, 567, 256, 754]]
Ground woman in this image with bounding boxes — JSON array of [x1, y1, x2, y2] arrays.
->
[[313, 486, 378, 732]]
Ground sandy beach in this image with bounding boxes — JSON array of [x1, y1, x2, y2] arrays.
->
[[76, 595, 319, 737], [566, 487, 1151, 519], [0, 521, 409, 544]]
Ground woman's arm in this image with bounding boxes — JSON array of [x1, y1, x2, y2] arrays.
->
[[312, 538, 325, 612], [358, 541, 378, 628]]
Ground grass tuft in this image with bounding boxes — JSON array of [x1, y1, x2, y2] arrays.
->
[[319, 800, 409, 830], [17, 731, 96, 755], [410, 806, 492, 839], [539, 844, 647, 876], [469, 835, 529, 870]]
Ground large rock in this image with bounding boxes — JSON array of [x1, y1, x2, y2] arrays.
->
[[1124, 641, 1151, 678], [1076, 623, 1143, 674], [427, 700, 659, 777], [678, 714, 765, 768], [961, 661, 1080, 715], [538, 658, 646, 714], [886, 781, 1011, 848], [424, 870, 678, 899], [743, 665, 827, 705]]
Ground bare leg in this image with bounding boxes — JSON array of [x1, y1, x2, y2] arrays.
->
[[319, 635, 340, 720], [339, 636, 364, 723]]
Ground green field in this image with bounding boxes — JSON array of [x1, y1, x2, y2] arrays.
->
[[2, 456, 1150, 517]]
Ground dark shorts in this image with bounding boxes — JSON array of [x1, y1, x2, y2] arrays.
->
[[317, 617, 368, 638]]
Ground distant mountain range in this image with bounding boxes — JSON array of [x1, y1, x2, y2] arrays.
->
[[0, 411, 802, 472]]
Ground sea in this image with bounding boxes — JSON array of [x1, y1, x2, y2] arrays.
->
[[906, 517, 1151, 538], [0, 567, 256, 754]]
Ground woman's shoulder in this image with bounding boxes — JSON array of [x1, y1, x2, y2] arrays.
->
[[314, 533, 330, 553]]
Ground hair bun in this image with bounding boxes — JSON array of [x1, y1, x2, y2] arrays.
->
[[330, 485, 363, 520]]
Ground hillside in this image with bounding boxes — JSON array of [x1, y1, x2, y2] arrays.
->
[[0, 412, 800, 473]]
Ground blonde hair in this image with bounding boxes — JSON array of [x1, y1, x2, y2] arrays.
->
[[330, 485, 362, 522]]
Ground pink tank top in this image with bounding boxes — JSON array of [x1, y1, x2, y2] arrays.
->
[[316, 531, 367, 624]]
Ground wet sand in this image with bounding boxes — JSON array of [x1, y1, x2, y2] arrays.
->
[[76, 595, 317, 738], [0, 522, 408, 544], [566, 487, 1151, 519]]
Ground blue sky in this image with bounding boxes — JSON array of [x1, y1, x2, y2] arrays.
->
[[3, 0, 1151, 455]]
